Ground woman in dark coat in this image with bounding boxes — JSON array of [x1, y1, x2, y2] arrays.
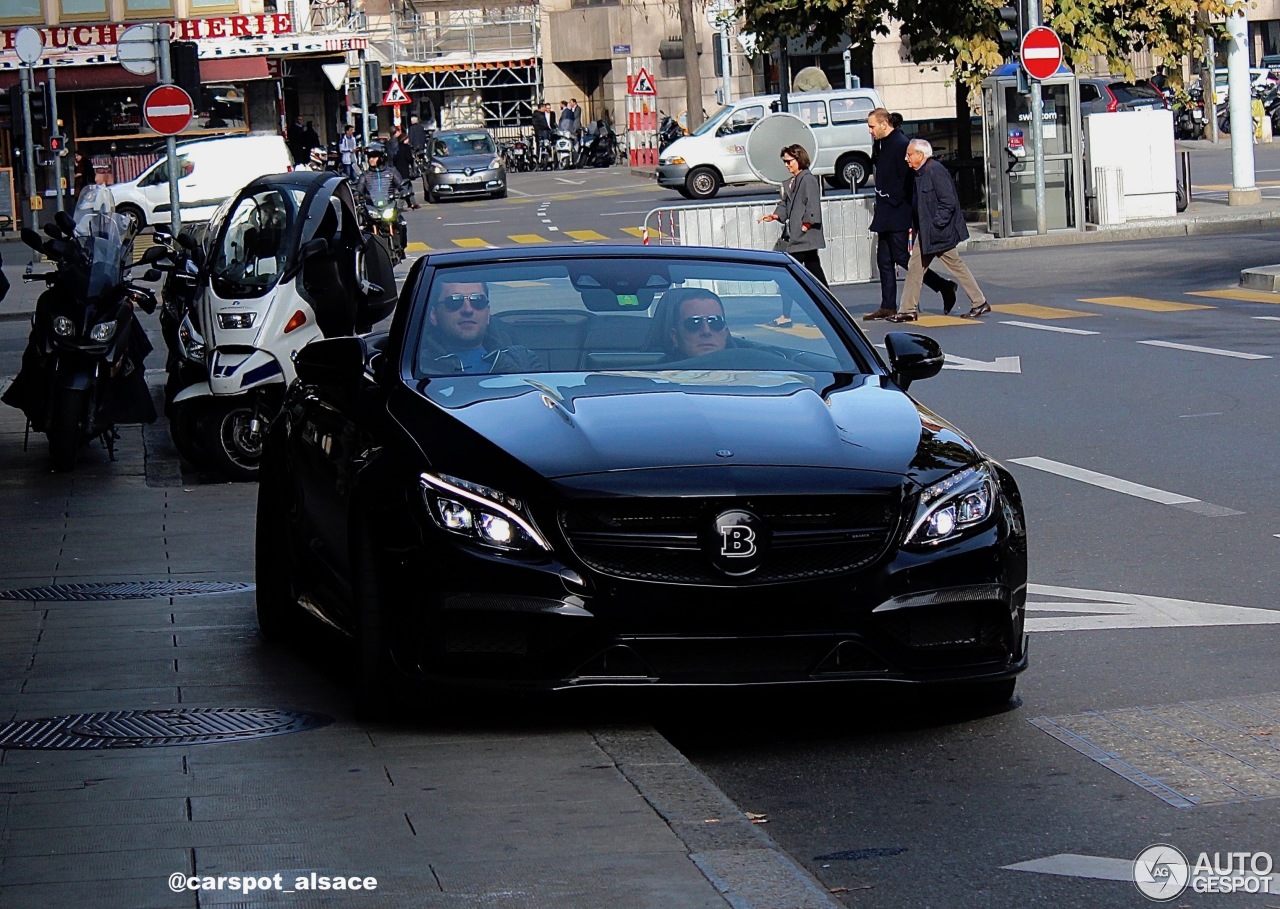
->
[[390, 126, 418, 208], [758, 144, 827, 325]]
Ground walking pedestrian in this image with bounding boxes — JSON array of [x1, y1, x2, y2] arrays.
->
[[863, 108, 956, 320], [758, 144, 826, 325], [339, 125, 358, 179], [889, 139, 991, 322]]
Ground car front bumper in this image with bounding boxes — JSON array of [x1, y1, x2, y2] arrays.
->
[[429, 172, 505, 197], [656, 163, 690, 188]]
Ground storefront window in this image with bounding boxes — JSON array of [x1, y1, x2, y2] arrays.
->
[[124, 0, 174, 15], [70, 83, 250, 145], [189, 0, 239, 12], [0, 0, 41, 22], [59, 0, 108, 19]]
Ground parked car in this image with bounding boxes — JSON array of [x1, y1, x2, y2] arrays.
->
[[423, 128, 507, 203], [255, 244, 1030, 715], [1199, 67, 1277, 104], [657, 87, 884, 198], [108, 134, 294, 230], [1077, 78, 1168, 117]]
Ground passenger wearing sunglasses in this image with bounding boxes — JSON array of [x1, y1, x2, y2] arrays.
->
[[667, 290, 732, 360], [420, 280, 544, 374]]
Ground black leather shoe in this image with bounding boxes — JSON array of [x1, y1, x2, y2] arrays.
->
[[886, 312, 918, 323], [960, 302, 992, 319], [941, 281, 958, 315], [862, 308, 895, 321]]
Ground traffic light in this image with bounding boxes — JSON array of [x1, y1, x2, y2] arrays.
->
[[170, 41, 202, 106], [48, 134, 66, 154], [7, 81, 49, 139], [364, 60, 382, 103], [997, 1, 1023, 58]]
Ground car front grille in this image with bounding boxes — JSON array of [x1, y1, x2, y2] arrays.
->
[[559, 494, 900, 585]]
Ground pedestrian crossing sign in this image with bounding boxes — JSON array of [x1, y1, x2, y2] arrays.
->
[[629, 67, 657, 96], [382, 78, 409, 106]]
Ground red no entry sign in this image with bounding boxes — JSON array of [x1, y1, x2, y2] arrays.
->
[[143, 84, 194, 136], [1020, 27, 1063, 82]]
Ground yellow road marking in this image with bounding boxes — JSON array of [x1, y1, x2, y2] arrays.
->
[[405, 241, 431, 252], [565, 229, 609, 241], [1187, 288, 1280, 304], [1079, 296, 1214, 312], [1195, 180, 1280, 191], [915, 314, 977, 327], [994, 303, 1097, 319], [452, 238, 491, 248], [509, 234, 549, 244], [757, 323, 824, 339], [620, 227, 646, 238]]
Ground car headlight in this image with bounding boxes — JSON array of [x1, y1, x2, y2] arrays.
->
[[420, 472, 551, 552], [52, 315, 75, 337], [89, 320, 117, 342], [905, 464, 998, 546], [430, 163, 445, 174], [489, 157, 502, 169], [662, 156, 686, 166]]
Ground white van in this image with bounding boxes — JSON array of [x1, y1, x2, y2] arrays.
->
[[656, 87, 884, 199], [109, 134, 294, 229]]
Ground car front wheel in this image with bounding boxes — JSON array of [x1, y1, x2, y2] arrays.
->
[[685, 166, 721, 199]]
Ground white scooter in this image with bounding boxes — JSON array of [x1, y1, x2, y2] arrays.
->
[[169, 170, 396, 480]]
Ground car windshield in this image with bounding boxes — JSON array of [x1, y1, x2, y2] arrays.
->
[[408, 257, 867, 379], [435, 132, 495, 157], [690, 106, 732, 136], [209, 187, 306, 299]]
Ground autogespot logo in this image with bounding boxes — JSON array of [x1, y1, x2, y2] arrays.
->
[[1134, 844, 1190, 901]]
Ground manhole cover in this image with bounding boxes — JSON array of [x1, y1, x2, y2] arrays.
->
[[0, 708, 330, 749], [0, 581, 254, 602]]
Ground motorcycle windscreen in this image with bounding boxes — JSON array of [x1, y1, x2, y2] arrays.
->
[[208, 187, 305, 300], [77, 213, 128, 300]]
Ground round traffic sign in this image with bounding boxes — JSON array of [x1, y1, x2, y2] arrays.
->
[[117, 23, 157, 76], [1020, 26, 1063, 81], [143, 84, 193, 136], [15, 26, 44, 65]]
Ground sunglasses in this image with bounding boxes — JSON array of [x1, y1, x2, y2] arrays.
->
[[680, 315, 726, 333], [436, 293, 490, 312], [781, 157, 797, 164]]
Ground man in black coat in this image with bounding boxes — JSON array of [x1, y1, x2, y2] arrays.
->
[[863, 109, 956, 320], [889, 138, 991, 322]]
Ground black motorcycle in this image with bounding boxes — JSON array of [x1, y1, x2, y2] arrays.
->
[[2, 186, 161, 471], [503, 137, 534, 172], [363, 187, 410, 265], [658, 114, 683, 152], [578, 119, 619, 168]]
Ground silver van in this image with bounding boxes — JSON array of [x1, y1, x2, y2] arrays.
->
[[656, 87, 884, 199]]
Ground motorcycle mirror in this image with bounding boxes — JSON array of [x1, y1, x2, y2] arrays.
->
[[152, 230, 173, 247], [138, 245, 170, 265], [54, 211, 76, 237], [177, 232, 198, 250], [300, 237, 330, 259], [141, 268, 163, 285], [43, 223, 65, 240], [21, 228, 44, 251]]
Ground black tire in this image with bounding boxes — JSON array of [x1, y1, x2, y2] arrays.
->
[[255, 475, 302, 643], [169, 398, 214, 470], [1176, 179, 1189, 213], [684, 166, 721, 200], [839, 154, 871, 190], [198, 398, 267, 482], [117, 204, 145, 234], [676, 187, 694, 200], [351, 512, 395, 721], [48, 387, 84, 473], [493, 186, 508, 200]]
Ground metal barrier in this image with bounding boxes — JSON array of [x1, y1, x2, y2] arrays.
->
[[640, 193, 878, 286]]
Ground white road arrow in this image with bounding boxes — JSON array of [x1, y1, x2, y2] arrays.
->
[[942, 354, 1021, 373], [1026, 584, 1280, 632]]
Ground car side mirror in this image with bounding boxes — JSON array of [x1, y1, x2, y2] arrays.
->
[[293, 336, 368, 395], [884, 331, 944, 390]]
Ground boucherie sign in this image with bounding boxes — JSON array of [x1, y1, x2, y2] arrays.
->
[[1, 13, 292, 50]]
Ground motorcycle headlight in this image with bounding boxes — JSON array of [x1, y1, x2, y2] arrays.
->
[[381, 207, 396, 221], [52, 315, 75, 337], [420, 472, 551, 553], [217, 311, 256, 330], [178, 314, 205, 360], [89, 320, 117, 342], [905, 464, 998, 546]]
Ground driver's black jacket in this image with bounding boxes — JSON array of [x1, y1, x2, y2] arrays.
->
[[355, 165, 408, 204]]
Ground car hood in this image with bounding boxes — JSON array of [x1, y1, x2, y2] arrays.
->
[[406, 371, 978, 481], [436, 153, 496, 171]]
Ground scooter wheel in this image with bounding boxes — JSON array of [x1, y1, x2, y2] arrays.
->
[[169, 399, 215, 470], [48, 387, 85, 472], [198, 399, 266, 482]]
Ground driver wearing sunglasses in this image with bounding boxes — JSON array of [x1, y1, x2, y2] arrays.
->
[[420, 279, 544, 375], [668, 290, 731, 360]]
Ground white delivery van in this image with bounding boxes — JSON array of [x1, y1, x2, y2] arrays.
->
[[656, 87, 883, 199], [109, 134, 294, 229]]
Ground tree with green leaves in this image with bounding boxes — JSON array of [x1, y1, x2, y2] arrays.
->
[[737, 0, 1237, 99]]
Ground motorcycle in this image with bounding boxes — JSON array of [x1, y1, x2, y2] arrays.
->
[[1172, 87, 1206, 140], [2, 186, 161, 472], [363, 185, 410, 266], [166, 170, 397, 480], [534, 133, 555, 171], [553, 128, 577, 170], [578, 119, 619, 168], [658, 114, 683, 152], [503, 137, 533, 172]]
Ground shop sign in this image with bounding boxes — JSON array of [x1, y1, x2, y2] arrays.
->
[[1, 14, 293, 52]]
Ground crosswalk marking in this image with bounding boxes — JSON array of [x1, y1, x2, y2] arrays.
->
[[1000, 321, 1100, 335], [405, 241, 432, 252], [564, 229, 609, 241], [619, 227, 646, 238], [1187, 288, 1280, 304], [508, 234, 548, 244], [452, 238, 492, 248], [994, 303, 1097, 320], [1079, 295, 1214, 312], [758, 323, 824, 339], [914, 314, 977, 327], [1139, 339, 1271, 360]]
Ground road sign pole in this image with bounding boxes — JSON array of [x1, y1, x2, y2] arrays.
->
[[47, 67, 63, 214], [1026, 0, 1047, 235], [19, 67, 38, 233], [156, 24, 181, 235]]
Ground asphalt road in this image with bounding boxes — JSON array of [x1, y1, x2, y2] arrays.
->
[[3, 162, 1279, 908]]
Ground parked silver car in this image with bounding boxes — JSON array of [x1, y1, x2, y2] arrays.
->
[[423, 129, 508, 203]]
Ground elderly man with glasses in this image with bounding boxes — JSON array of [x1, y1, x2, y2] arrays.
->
[[419, 279, 545, 374]]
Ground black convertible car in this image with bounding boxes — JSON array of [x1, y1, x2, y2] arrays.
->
[[256, 245, 1027, 712]]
